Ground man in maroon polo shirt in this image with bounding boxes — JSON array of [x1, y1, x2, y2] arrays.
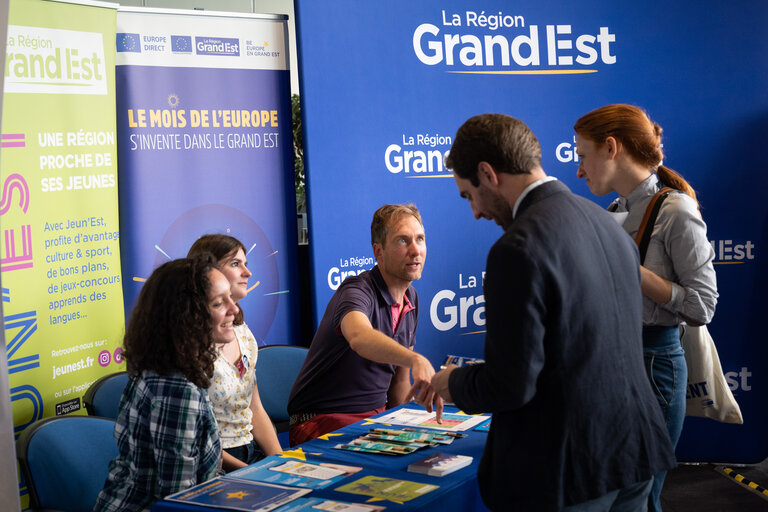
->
[[287, 204, 442, 446]]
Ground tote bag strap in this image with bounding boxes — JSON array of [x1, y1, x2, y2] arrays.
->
[[634, 187, 674, 264]]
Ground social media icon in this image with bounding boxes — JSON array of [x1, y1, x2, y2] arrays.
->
[[98, 350, 111, 367]]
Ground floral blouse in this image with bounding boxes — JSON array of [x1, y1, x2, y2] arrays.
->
[[207, 323, 259, 448]]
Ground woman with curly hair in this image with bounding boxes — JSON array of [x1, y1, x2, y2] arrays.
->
[[187, 234, 282, 472], [93, 255, 238, 512]]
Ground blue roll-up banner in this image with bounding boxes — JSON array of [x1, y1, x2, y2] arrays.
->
[[116, 8, 299, 346], [295, 0, 768, 462]]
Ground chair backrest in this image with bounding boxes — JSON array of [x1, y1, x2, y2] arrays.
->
[[254, 344, 308, 423], [83, 371, 129, 419], [17, 416, 118, 512]]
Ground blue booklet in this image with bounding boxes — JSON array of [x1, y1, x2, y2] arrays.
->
[[165, 477, 311, 511], [229, 455, 362, 489]]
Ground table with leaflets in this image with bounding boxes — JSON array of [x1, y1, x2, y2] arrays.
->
[[150, 405, 492, 512]]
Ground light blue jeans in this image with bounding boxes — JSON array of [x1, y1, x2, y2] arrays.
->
[[643, 326, 686, 512]]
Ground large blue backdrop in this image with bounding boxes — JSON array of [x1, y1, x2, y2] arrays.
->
[[295, 0, 768, 462]]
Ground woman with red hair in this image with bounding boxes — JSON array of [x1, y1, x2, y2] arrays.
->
[[574, 104, 718, 511]]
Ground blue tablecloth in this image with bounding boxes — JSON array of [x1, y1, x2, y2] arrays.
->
[[151, 405, 491, 511]]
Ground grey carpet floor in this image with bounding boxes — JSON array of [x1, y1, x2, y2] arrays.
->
[[661, 458, 768, 511]]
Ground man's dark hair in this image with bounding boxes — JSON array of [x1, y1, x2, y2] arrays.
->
[[446, 113, 542, 186]]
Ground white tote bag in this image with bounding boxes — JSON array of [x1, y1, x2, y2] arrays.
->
[[681, 324, 743, 424]]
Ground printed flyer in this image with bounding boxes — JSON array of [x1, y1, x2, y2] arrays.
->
[[273, 497, 385, 512], [335, 476, 438, 503], [166, 477, 311, 512], [372, 408, 489, 432], [230, 456, 362, 489]]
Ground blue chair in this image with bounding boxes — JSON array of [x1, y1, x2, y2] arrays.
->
[[17, 415, 118, 512], [255, 345, 308, 438], [83, 371, 129, 419]]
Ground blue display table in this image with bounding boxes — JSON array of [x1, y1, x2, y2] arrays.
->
[[151, 405, 491, 511]]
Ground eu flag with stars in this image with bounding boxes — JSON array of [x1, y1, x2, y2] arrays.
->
[[171, 35, 192, 53], [117, 33, 141, 53]]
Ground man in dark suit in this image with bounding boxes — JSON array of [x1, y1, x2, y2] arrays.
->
[[432, 114, 675, 511]]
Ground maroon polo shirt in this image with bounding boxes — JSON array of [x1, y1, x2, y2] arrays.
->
[[288, 265, 418, 415]]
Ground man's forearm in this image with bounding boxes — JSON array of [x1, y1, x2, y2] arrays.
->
[[350, 333, 418, 367], [387, 368, 412, 407], [343, 311, 419, 368]]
